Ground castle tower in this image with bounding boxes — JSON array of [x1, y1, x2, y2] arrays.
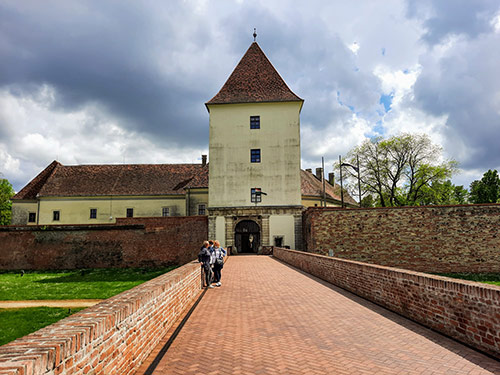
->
[[206, 41, 304, 252]]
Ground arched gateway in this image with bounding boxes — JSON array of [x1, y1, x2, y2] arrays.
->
[[234, 220, 260, 253]]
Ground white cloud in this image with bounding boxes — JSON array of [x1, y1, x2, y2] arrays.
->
[[0, 88, 207, 190], [1, 0, 499, 193]]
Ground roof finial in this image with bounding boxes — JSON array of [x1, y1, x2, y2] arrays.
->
[[253, 28, 257, 42]]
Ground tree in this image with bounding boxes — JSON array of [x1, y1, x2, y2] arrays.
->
[[415, 180, 469, 205], [340, 133, 457, 207], [0, 177, 15, 225], [469, 169, 500, 204]]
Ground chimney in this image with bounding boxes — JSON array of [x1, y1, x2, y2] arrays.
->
[[328, 172, 335, 185], [305, 168, 312, 174], [202, 154, 207, 166], [315, 167, 323, 180]]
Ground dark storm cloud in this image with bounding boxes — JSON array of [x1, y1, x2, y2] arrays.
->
[[406, 0, 499, 45], [0, 1, 212, 147], [408, 0, 500, 171]]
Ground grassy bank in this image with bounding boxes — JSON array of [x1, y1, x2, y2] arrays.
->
[[0, 307, 85, 346], [437, 273, 500, 287], [0, 267, 177, 300]]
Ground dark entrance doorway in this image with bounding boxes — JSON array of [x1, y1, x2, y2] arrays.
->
[[234, 220, 260, 253]]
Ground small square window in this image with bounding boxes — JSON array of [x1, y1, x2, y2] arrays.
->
[[53, 211, 60, 221], [90, 208, 97, 219], [28, 212, 36, 223], [126, 208, 134, 218], [250, 149, 261, 163], [250, 116, 260, 129], [162, 207, 170, 217], [198, 204, 206, 215], [251, 188, 262, 203]]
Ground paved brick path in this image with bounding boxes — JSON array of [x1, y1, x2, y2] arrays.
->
[[141, 255, 500, 375]]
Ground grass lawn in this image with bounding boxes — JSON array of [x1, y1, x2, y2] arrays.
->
[[437, 273, 500, 287], [0, 267, 177, 300], [0, 307, 85, 346]]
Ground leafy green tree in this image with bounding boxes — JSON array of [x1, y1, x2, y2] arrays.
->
[[360, 195, 375, 208], [415, 180, 468, 205], [340, 133, 457, 207], [469, 170, 500, 204], [0, 177, 15, 225]]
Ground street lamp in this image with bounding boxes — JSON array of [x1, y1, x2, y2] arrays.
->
[[339, 155, 362, 208]]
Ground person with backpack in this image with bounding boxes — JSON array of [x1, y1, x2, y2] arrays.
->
[[212, 240, 226, 287], [198, 240, 213, 288]]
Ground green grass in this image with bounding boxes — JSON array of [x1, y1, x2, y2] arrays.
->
[[437, 273, 500, 286], [0, 267, 177, 300], [0, 307, 85, 346]]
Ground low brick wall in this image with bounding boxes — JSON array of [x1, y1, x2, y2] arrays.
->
[[0, 216, 208, 270], [274, 248, 500, 359], [303, 204, 500, 273], [0, 261, 202, 375]]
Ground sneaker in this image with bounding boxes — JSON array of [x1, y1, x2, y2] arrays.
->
[[216, 282, 221, 287], [208, 285, 214, 289]]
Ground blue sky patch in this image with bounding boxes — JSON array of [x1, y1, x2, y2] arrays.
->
[[379, 93, 394, 112]]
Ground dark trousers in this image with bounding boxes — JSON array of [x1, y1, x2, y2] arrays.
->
[[213, 263, 222, 283], [202, 263, 213, 286]]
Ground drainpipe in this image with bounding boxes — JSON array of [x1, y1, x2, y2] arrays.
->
[[186, 187, 191, 216], [36, 194, 40, 225]]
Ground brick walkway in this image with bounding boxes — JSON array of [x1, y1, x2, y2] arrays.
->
[[140, 255, 500, 375]]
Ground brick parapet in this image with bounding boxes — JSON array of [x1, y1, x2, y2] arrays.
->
[[274, 248, 500, 359], [0, 261, 202, 375]]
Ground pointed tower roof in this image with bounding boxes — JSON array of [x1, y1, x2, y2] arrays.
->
[[206, 42, 303, 105]]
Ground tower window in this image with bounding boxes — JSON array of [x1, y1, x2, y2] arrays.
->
[[90, 208, 97, 219], [126, 208, 134, 218], [250, 149, 261, 163], [251, 188, 262, 203], [250, 116, 260, 129], [162, 207, 170, 217], [28, 212, 36, 223], [53, 210, 60, 221]]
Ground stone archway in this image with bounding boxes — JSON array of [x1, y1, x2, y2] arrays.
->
[[234, 220, 260, 254]]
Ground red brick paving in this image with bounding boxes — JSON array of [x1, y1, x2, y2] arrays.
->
[[140, 255, 500, 375]]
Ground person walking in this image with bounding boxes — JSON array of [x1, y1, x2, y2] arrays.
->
[[212, 240, 226, 287], [198, 240, 213, 288]]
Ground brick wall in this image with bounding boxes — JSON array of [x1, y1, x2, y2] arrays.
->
[[0, 260, 202, 374], [274, 248, 500, 359], [0, 216, 208, 270], [304, 204, 500, 273]]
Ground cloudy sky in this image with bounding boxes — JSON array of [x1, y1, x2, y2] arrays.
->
[[1, 0, 500, 192]]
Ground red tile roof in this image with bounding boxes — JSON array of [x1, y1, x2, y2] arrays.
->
[[300, 169, 358, 205], [14, 162, 356, 205], [206, 42, 303, 105], [13, 160, 61, 200], [13, 162, 209, 199]]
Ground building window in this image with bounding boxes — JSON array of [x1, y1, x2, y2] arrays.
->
[[126, 208, 134, 218], [162, 207, 170, 217], [90, 208, 97, 219], [53, 211, 60, 221], [198, 204, 206, 215], [28, 212, 36, 223], [250, 115, 260, 129], [250, 149, 261, 163], [251, 188, 262, 203]]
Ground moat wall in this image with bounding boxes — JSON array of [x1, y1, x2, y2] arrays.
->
[[0, 216, 208, 270], [303, 204, 500, 273]]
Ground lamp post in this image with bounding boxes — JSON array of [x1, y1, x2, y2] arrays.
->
[[339, 155, 362, 208]]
